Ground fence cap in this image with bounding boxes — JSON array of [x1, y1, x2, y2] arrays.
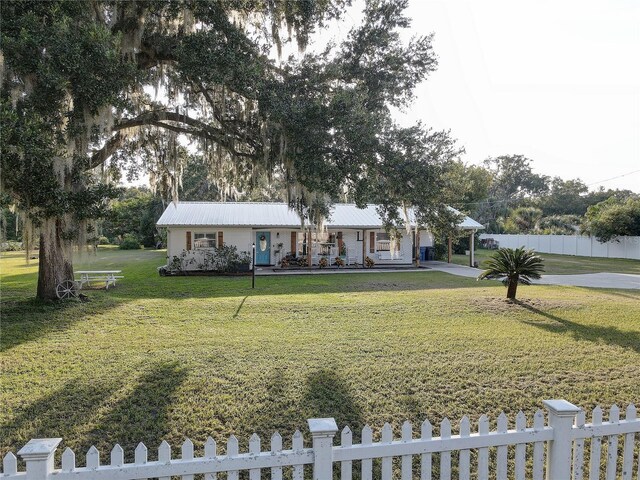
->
[[18, 438, 62, 459], [308, 418, 339, 435], [543, 399, 581, 416]]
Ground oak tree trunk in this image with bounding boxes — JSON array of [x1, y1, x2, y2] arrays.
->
[[37, 217, 75, 301]]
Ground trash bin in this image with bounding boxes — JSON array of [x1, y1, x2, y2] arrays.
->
[[426, 246, 435, 261], [419, 246, 427, 261]]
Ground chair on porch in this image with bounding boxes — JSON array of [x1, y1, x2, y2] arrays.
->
[[346, 243, 359, 266]]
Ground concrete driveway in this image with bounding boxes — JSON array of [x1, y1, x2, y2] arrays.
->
[[423, 261, 640, 290], [534, 272, 640, 289]]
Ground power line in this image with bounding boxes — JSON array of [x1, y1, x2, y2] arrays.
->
[[585, 169, 640, 187], [450, 197, 517, 209]]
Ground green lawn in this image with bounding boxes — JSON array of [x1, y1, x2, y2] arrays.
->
[[452, 248, 640, 274], [1, 248, 639, 463]]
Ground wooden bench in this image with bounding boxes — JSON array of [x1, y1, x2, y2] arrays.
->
[[75, 270, 123, 289]]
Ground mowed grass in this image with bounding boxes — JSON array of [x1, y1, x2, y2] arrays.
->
[[452, 248, 640, 275], [1, 248, 639, 463]]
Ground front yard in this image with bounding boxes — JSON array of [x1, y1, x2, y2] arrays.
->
[[1, 248, 639, 461]]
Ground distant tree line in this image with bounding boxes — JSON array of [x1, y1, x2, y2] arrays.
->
[[441, 154, 639, 242], [99, 187, 165, 248]]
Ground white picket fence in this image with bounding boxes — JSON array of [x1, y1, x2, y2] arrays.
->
[[478, 234, 640, 260], [3, 399, 639, 480]]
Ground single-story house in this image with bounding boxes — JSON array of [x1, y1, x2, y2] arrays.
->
[[156, 202, 484, 269]]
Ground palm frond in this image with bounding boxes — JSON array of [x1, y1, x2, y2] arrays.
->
[[477, 246, 545, 297]]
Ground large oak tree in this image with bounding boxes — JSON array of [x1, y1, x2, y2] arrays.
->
[[1, 0, 458, 300]]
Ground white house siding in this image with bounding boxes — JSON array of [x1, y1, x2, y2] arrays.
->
[[166, 227, 254, 270], [224, 228, 254, 253], [167, 227, 187, 256], [341, 230, 361, 264], [419, 232, 434, 248], [171, 227, 256, 257], [166, 227, 303, 269], [165, 226, 425, 268]]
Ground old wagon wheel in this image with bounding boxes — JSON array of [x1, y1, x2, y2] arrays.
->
[[56, 280, 78, 300]]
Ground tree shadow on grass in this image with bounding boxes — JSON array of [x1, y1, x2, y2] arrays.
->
[[603, 290, 640, 301], [0, 361, 187, 464], [0, 297, 124, 353], [302, 368, 365, 436], [93, 361, 188, 461], [0, 377, 118, 460], [238, 367, 364, 448], [515, 301, 640, 354]]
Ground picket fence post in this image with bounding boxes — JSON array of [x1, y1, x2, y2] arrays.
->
[[308, 418, 339, 480], [17, 438, 62, 480], [544, 399, 581, 479]]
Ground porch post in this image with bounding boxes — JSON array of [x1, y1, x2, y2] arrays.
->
[[252, 243, 256, 289], [469, 230, 475, 267], [415, 228, 420, 266], [362, 229, 366, 266], [308, 228, 312, 267]]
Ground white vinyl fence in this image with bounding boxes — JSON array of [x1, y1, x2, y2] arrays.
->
[[479, 234, 640, 260], [2, 399, 639, 480]]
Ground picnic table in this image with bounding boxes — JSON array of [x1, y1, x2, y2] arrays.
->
[[75, 270, 123, 289]]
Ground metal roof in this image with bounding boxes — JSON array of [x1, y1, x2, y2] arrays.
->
[[156, 202, 484, 230]]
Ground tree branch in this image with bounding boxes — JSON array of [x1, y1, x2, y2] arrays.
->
[[88, 109, 261, 170], [149, 121, 256, 159], [88, 132, 125, 170], [197, 84, 262, 147], [137, 35, 178, 69], [117, 110, 258, 148], [113, 110, 220, 135]]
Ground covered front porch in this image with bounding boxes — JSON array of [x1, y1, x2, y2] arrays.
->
[[285, 228, 416, 267]]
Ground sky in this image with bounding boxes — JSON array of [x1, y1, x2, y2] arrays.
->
[[303, 0, 640, 192]]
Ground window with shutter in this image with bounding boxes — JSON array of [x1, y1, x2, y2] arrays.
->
[[218, 231, 223, 247], [369, 232, 375, 253], [194, 233, 216, 249], [186, 231, 192, 250]]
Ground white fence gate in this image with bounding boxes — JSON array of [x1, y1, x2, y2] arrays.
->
[[478, 234, 640, 260], [2, 399, 639, 480]]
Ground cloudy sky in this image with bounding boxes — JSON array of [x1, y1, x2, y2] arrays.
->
[[310, 0, 640, 192]]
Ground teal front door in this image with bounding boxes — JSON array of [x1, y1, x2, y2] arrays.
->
[[255, 231, 271, 265]]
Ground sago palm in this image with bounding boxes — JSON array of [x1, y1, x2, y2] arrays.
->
[[478, 247, 545, 299]]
